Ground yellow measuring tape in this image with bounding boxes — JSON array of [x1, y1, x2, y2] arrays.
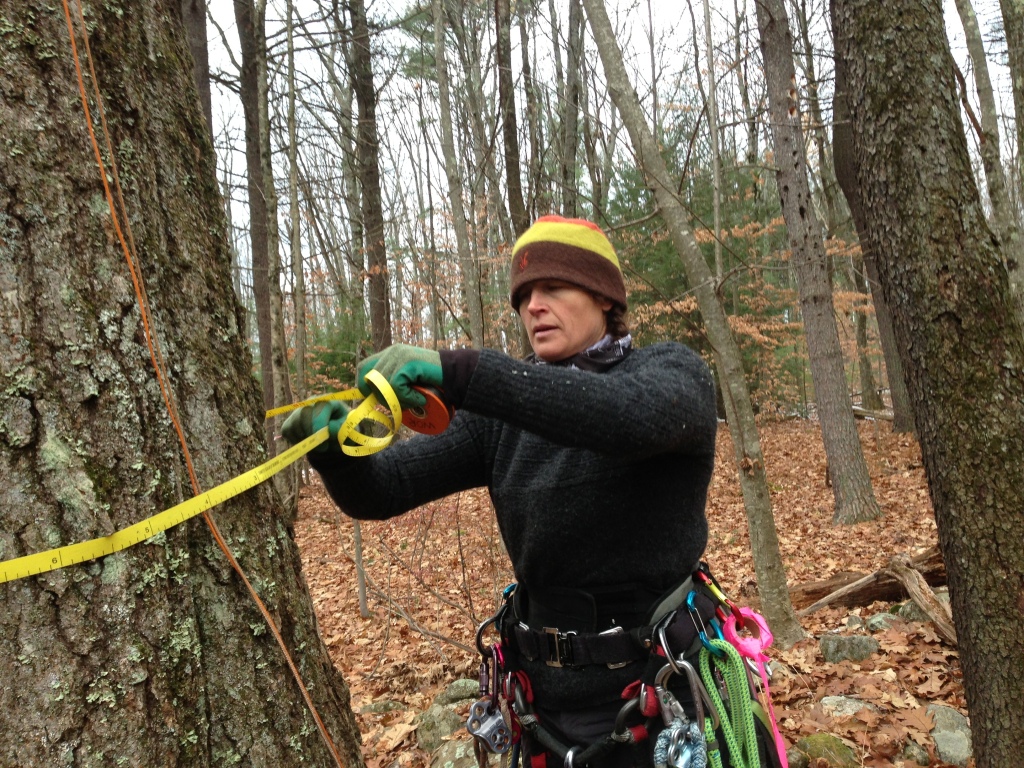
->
[[0, 370, 403, 585]]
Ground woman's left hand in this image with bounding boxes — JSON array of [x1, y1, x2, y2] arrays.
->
[[356, 344, 443, 409]]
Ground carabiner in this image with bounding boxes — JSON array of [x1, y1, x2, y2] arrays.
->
[[687, 591, 724, 657], [476, 606, 506, 656]]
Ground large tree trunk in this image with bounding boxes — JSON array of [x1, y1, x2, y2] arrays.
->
[[0, 2, 361, 765], [756, 0, 881, 525], [833, 1, 1024, 764], [348, 0, 392, 351], [582, 0, 805, 648]]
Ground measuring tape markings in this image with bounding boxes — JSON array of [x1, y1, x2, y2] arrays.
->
[[0, 369, 416, 585]]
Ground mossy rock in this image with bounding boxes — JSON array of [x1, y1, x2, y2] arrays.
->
[[793, 733, 859, 768]]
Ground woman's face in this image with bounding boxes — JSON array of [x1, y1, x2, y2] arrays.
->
[[517, 279, 612, 362]]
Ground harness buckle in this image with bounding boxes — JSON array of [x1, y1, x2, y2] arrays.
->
[[543, 627, 577, 667]]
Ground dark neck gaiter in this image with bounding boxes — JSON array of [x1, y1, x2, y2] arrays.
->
[[525, 334, 633, 372]]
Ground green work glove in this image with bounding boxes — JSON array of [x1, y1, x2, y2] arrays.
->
[[281, 400, 349, 453], [357, 344, 442, 409]]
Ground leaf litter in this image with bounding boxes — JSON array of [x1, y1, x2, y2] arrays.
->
[[295, 419, 967, 767]]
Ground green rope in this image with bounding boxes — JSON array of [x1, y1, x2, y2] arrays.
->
[[699, 639, 761, 768]]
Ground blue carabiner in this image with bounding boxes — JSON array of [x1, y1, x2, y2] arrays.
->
[[687, 591, 725, 657]]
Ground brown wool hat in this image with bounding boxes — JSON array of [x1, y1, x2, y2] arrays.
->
[[509, 215, 627, 311]]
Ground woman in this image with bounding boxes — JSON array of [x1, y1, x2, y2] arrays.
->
[[283, 215, 720, 767]]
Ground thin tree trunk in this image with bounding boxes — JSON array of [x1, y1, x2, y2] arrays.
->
[[180, 0, 213, 146], [954, 0, 1024, 327], [999, 0, 1024, 221], [833, 2, 1024, 763], [700, 0, 723, 283], [851, 255, 884, 411], [0, 2, 361, 763], [832, 40, 915, 432], [234, 0, 275, 450], [435, 0, 484, 349], [756, 0, 881, 525], [521, 6, 548, 217], [561, 0, 583, 217], [791, 0, 844, 235], [287, 0, 306, 402], [254, 0, 295, 505], [582, 0, 804, 647], [496, 0, 529, 237], [348, 0, 392, 351]]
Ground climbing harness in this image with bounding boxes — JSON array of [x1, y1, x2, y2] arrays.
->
[[468, 565, 789, 768]]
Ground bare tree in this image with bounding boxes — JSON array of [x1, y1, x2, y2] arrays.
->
[[953, 0, 1023, 327], [756, 0, 881, 524], [433, 0, 482, 349], [347, 0, 393, 351], [582, 0, 805, 647], [496, 0, 529, 237]]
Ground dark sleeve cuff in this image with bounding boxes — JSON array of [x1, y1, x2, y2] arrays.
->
[[439, 349, 481, 408]]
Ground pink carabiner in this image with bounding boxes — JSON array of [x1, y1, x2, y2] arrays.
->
[[722, 605, 773, 662]]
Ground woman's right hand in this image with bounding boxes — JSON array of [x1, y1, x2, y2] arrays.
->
[[281, 400, 349, 453]]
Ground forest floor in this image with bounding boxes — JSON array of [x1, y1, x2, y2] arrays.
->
[[295, 418, 966, 768]]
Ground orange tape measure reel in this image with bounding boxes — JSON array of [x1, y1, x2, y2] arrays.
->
[[403, 386, 455, 435]]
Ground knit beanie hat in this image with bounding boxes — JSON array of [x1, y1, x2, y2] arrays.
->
[[510, 215, 627, 311]]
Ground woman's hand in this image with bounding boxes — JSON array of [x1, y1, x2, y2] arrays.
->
[[357, 344, 442, 409], [281, 400, 349, 453]]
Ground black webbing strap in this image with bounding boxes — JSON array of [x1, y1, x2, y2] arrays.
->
[[510, 589, 718, 668]]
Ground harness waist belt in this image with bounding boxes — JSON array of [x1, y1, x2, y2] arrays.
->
[[509, 585, 718, 668]]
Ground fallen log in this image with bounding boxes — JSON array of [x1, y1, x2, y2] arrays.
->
[[884, 554, 957, 645], [852, 405, 894, 421], [793, 546, 945, 614]]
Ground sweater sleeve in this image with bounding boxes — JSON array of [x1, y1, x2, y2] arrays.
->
[[457, 342, 717, 458], [307, 410, 492, 520]]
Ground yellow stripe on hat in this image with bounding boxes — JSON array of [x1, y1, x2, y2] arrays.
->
[[513, 216, 620, 270]]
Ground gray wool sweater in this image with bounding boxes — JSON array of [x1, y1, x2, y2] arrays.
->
[[309, 342, 718, 707]]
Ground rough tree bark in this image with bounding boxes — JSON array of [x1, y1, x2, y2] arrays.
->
[[0, 1, 361, 765], [582, 0, 805, 647], [756, 0, 881, 525], [833, 1, 1024, 764]]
